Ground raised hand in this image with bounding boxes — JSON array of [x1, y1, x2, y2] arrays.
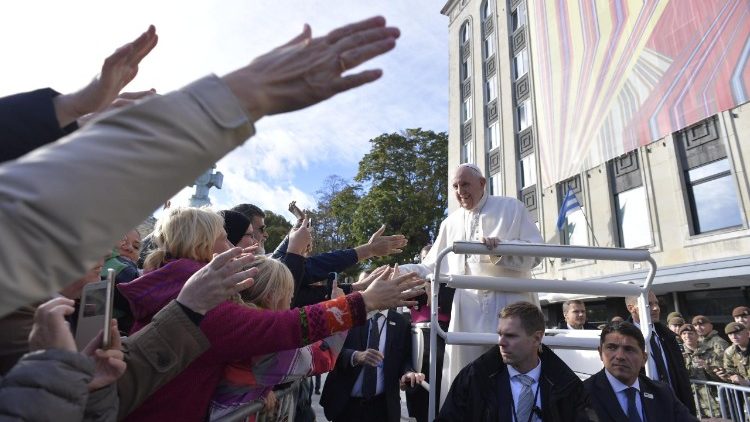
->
[[222, 16, 400, 120], [54, 25, 158, 127], [360, 266, 424, 311], [176, 247, 257, 314]]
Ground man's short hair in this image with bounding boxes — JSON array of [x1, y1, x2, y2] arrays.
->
[[599, 321, 645, 353], [562, 299, 585, 314], [499, 301, 545, 335], [231, 203, 265, 220]]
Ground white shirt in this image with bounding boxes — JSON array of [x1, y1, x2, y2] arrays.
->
[[351, 309, 389, 397], [604, 369, 645, 420], [507, 359, 543, 414]]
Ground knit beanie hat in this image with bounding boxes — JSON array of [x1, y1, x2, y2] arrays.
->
[[220, 210, 251, 246]]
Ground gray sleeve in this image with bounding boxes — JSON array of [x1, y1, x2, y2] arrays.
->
[[0, 349, 94, 422], [0, 75, 256, 317]]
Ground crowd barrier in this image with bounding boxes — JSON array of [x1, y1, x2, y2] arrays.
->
[[213, 378, 303, 422], [691, 379, 750, 421]]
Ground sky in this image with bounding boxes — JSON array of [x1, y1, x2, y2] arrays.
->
[[0, 0, 449, 221]]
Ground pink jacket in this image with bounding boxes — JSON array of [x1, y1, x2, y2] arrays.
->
[[118, 258, 366, 421]]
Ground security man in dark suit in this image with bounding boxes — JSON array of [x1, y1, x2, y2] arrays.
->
[[624, 292, 696, 416], [320, 308, 423, 422], [584, 321, 698, 422]]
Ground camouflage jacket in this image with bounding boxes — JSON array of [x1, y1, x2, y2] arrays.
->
[[684, 344, 723, 381], [723, 344, 750, 379], [700, 330, 729, 357]]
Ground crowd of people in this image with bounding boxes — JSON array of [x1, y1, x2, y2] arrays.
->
[[0, 14, 748, 422]]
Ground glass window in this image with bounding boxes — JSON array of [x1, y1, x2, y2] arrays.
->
[[462, 140, 474, 164], [513, 50, 528, 80], [484, 36, 495, 58], [511, 3, 527, 31], [615, 186, 652, 248], [490, 172, 502, 195], [517, 99, 532, 131], [485, 78, 497, 102], [564, 208, 588, 246], [487, 121, 500, 151], [686, 158, 743, 233], [520, 153, 537, 188], [460, 22, 470, 44], [462, 97, 473, 122], [481, 1, 491, 20]]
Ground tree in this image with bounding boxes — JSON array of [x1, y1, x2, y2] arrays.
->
[[351, 129, 448, 267], [311, 129, 448, 272], [263, 209, 292, 252]]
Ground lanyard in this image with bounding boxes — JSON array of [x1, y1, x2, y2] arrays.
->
[[509, 379, 541, 422]]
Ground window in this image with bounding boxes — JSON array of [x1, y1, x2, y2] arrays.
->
[[481, 0, 491, 20], [485, 78, 497, 102], [676, 116, 743, 234], [609, 151, 652, 248], [460, 22, 470, 44], [517, 99, 532, 131], [461, 140, 474, 164], [559, 178, 588, 248], [511, 3, 527, 31], [513, 50, 528, 80], [486, 121, 500, 151], [484, 36, 495, 58], [520, 153, 537, 188], [462, 97, 473, 122], [490, 172, 502, 195], [686, 159, 743, 233]]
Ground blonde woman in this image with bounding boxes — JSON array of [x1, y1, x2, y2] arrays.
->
[[117, 207, 422, 421], [208, 256, 347, 421]]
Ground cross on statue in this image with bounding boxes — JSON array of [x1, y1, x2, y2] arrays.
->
[[189, 165, 223, 207]]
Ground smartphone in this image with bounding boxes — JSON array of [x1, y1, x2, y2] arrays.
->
[[75, 269, 115, 350]]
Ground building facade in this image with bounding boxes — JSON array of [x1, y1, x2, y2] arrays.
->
[[441, 0, 750, 328]]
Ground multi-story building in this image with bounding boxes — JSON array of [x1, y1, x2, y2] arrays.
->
[[441, 0, 750, 329]]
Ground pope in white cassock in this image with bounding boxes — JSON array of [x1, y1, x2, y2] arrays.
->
[[401, 163, 543, 404]]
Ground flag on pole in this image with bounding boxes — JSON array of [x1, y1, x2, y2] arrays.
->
[[556, 187, 582, 231]]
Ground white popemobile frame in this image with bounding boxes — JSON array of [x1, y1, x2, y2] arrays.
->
[[426, 241, 657, 422]]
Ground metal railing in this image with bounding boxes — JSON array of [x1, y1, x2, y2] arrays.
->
[[691, 379, 750, 421], [213, 378, 303, 422], [427, 242, 658, 422]]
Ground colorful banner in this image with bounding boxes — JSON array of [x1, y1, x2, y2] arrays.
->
[[528, 0, 750, 187]]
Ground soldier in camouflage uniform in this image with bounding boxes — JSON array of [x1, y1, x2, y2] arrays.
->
[[723, 322, 750, 387], [733, 306, 750, 327], [680, 324, 722, 417], [692, 315, 729, 357]]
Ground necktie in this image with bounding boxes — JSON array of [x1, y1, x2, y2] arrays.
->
[[362, 313, 382, 398], [514, 374, 535, 422], [624, 387, 643, 422], [649, 334, 670, 385]]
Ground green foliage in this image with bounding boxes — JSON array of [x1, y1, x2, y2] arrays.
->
[[263, 209, 292, 252], [311, 129, 448, 273]]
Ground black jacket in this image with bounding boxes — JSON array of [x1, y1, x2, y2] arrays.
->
[[438, 345, 599, 422], [583, 369, 698, 422], [320, 310, 413, 422]]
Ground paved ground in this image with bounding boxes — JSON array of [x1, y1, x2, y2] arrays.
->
[[309, 373, 415, 421]]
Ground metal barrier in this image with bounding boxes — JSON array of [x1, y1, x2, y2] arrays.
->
[[427, 242, 658, 422], [213, 378, 304, 422], [691, 379, 750, 421]]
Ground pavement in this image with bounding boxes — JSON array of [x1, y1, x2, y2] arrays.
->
[[309, 373, 416, 421]]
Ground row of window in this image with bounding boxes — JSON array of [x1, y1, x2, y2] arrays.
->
[[559, 116, 744, 251]]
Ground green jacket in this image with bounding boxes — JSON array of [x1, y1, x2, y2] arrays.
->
[[700, 330, 729, 357], [684, 343, 723, 381], [723, 344, 750, 379]]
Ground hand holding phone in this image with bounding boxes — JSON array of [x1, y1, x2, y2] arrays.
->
[[75, 269, 115, 350]]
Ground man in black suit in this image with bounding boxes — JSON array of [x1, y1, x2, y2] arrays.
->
[[320, 309, 423, 422], [556, 299, 598, 330], [624, 292, 696, 415], [584, 322, 698, 422], [439, 301, 598, 421]]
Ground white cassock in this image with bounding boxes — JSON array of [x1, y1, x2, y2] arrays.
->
[[401, 192, 543, 405]]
